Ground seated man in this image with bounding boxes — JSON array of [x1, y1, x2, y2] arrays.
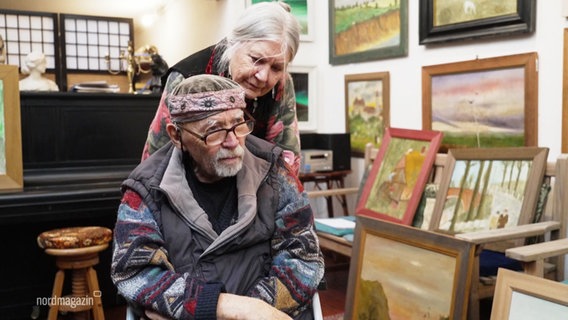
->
[[111, 74, 324, 320]]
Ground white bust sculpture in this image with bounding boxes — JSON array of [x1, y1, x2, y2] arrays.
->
[[19, 52, 59, 92]]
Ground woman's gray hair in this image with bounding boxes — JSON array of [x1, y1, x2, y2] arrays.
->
[[216, 1, 301, 73]]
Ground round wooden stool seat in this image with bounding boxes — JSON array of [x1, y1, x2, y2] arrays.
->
[[38, 226, 112, 320], [38, 226, 112, 250]]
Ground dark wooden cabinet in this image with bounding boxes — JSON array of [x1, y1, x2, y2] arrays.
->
[[0, 92, 159, 319]]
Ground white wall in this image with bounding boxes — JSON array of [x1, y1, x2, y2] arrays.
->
[[167, 0, 566, 188]]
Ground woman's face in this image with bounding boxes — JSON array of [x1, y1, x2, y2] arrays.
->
[[229, 40, 288, 99]]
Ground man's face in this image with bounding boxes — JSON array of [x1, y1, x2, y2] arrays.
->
[[179, 109, 247, 183], [228, 40, 288, 99]]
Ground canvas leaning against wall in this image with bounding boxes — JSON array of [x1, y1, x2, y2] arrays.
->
[[345, 216, 475, 320], [355, 127, 442, 226], [429, 147, 548, 234], [0, 65, 23, 192]]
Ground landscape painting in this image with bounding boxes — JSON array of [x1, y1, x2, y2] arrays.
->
[[422, 53, 538, 151], [357, 232, 455, 319], [345, 72, 390, 157], [433, 0, 517, 27], [345, 216, 474, 320], [330, 0, 408, 64], [432, 68, 525, 149], [429, 147, 548, 234], [439, 158, 531, 233]]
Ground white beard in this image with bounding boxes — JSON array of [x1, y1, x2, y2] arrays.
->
[[212, 145, 245, 177]]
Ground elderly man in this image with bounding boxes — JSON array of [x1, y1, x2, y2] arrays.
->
[[111, 74, 324, 320]]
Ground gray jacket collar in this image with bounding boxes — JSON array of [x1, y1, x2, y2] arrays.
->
[[159, 146, 271, 254]]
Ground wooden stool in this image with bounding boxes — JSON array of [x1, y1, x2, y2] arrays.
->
[[37, 226, 112, 320]]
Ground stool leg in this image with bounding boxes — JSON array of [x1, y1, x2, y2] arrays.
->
[[86, 267, 105, 320], [48, 270, 65, 320]]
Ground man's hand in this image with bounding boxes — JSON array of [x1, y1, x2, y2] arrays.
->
[[144, 309, 170, 320], [217, 293, 292, 320], [143, 293, 292, 320]]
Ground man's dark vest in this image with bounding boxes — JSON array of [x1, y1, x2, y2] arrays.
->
[[122, 136, 282, 295]]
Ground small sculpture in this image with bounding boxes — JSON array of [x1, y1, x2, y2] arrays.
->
[[140, 46, 168, 93], [19, 52, 59, 92]]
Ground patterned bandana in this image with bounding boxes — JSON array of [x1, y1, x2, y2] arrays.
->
[[168, 87, 246, 122]]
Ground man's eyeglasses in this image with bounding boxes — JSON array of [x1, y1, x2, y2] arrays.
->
[[177, 119, 255, 146]]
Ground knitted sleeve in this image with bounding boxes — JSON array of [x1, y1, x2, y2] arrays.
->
[[265, 73, 301, 176], [111, 189, 223, 320], [247, 166, 325, 317], [141, 71, 185, 161]]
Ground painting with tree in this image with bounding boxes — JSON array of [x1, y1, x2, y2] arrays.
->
[[429, 147, 548, 234]]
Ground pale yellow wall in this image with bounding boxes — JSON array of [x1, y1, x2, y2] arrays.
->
[[2, 0, 243, 66], [2, 0, 244, 92]]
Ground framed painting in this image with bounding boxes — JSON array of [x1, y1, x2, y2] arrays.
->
[[356, 127, 443, 225], [329, 0, 408, 65], [429, 147, 548, 234], [0, 65, 23, 192], [419, 0, 536, 44], [422, 52, 538, 152], [288, 65, 316, 132], [491, 268, 568, 320], [248, 0, 314, 41], [345, 72, 390, 158], [345, 216, 475, 320]]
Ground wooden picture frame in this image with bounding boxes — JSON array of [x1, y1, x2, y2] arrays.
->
[[429, 147, 548, 234], [288, 65, 317, 132], [563, 29, 568, 153], [329, 0, 408, 65], [356, 127, 443, 225], [419, 0, 536, 44], [422, 52, 538, 152], [345, 216, 475, 320], [248, 0, 314, 41], [345, 72, 390, 157], [491, 268, 568, 320], [0, 65, 23, 192]]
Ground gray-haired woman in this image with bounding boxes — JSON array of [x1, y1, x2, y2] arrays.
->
[[142, 1, 303, 175]]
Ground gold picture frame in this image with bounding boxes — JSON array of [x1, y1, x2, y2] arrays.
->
[[0, 65, 23, 192]]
